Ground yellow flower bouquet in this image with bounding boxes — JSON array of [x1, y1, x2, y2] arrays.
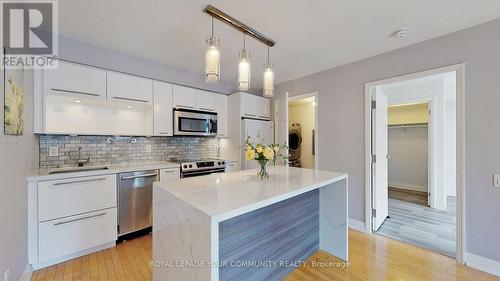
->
[[245, 136, 288, 179]]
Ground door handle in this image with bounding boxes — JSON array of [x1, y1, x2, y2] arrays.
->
[[121, 173, 158, 180], [54, 212, 107, 226]]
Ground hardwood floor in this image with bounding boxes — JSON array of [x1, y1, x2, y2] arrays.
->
[[31, 230, 499, 281], [388, 186, 428, 206]]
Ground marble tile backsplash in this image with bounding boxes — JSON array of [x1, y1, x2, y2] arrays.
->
[[39, 135, 219, 169]]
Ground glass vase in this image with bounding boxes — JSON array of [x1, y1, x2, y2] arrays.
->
[[257, 160, 270, 179]]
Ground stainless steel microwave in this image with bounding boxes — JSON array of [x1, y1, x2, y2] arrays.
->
[[173, 109, 217, 136]]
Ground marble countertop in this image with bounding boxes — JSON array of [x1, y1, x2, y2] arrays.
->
[[27, 161, 180, 182], [154, 166, 347, 221]]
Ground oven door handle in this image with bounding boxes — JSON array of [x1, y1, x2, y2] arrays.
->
[[181, 168, 225, 178]]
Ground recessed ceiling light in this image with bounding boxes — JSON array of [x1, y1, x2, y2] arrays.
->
[[393, 28, 409, 38], [127, 105, 133, 109], [74, 99, 81, 103]]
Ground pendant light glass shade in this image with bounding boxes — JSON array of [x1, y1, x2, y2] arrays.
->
[[205, 17, 220, 83], [238, 34, 250, 91], [263, 46, 274, 97], [263, 61, 274, 97]]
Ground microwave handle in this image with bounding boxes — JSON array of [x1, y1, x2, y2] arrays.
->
[[210, 119, 217, 134]]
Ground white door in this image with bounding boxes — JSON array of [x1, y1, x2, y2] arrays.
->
[[274, 93, 288, 165], [372, 88, 389, 231]]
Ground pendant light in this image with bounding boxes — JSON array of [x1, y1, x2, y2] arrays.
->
[[263, 46, 274, 97], [205, 16, 221, 83], [238, 34, 251, 91]]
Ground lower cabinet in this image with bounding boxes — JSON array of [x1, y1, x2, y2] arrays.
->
[[160, 168, 180, 182], [38, 208, 117, 263]]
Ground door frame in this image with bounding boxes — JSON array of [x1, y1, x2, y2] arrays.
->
[[288, 91, 319, 169], [364, 63, 466, 264]]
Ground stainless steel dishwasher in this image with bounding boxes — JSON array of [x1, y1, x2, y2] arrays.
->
[[118, 170, 159, 236]]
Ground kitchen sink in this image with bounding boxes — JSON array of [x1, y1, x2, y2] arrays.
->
[[49, 166, 109, 174]]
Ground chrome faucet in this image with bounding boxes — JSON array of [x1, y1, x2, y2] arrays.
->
[[78, 147, 91, 167]]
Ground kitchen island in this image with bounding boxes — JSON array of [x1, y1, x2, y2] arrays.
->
[[153, 166, 348, 281]]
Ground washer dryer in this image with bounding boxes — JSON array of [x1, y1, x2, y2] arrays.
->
[[288, 123, 302, 167]]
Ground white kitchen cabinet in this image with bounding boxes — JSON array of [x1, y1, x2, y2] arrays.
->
[[38, 208, 117, 263], [160, 168, 180, 182], [107, 72, 153, 104], [216, 94, 228, 136], [43, 61, 106, 100], [225, 161, 238, 173], [240, 93, 258, 118], [239, 93, 270, 120], [153, 81, 173, 136], [38, 175, 116, 222], [173, 85, 196, 109], [257, 97, 271, 119], [196, 90, 216, 112]]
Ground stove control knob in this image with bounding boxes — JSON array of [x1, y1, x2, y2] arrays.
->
[[189, 164, 193, 168], [222, 161, 225, 165], [183, 165, 188, 169], [218, 162, 221, 165]]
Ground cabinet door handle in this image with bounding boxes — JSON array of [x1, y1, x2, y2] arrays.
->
[[54, 212, 107, 226], [163, 170, 177, 173], [244, 113, 256, 117], [198, 107, 214, 112], [113, 96, 149, 103], [53, 177, 107, 186], [158, 132, 170, 135], [259, 116, 269, 119], [50, 88, 100, 97], [176, 105, 195, 109]]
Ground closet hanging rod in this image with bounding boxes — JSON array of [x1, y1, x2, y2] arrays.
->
[[204, 5, 276, 47]]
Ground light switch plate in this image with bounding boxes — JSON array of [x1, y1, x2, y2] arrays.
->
[[49, 146, 59, 157], [494, 174, 500, 188]]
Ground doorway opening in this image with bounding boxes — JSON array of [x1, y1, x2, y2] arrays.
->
[[365, 65, 464, 262], [288, 96, 316, 168]]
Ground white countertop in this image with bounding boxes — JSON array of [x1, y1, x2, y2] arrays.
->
[[27, 161, 180, 182], [154, 166, 347, 221]]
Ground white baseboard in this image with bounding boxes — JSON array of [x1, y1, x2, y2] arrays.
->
[[348, 218, 367, 233], [466, 252, 500, 277], [19, 264, 33, 281]]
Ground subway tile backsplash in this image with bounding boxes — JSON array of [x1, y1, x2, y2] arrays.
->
[[39, 135, 219, 169]]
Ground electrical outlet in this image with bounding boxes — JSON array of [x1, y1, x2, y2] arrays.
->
[[494, 174, 500, 188], [49, 146, 59, 157], [145, 145, 152, 153], [4, 267, 10, 281]]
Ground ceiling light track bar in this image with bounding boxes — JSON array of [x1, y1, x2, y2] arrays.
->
[[204, 5, 276, 47]]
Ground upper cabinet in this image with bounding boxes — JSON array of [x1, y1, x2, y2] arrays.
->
[[216, 94, 228, 137], [107, 72, 153, 104], [195, 90, 216, 112], [239, 92, 270, 120], [172, 85, 196, 109], [153, 81, 173, 136], [43, 61, 106, 100]]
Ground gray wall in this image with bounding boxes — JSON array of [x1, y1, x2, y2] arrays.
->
[[276, 18, 500, 261], [0, 69, 38, 280]]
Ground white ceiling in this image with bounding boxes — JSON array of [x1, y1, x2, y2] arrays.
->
[[58, 0, 500, 90]]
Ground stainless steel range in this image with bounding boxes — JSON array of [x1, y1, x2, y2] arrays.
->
[[178, 159, 226, 178]]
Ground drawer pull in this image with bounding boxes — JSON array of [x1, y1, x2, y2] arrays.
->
[[53, 177, 107, 186], [163, 170, 177, 173], [244, 113, 256, 117], [54, 212, 107, 226], [121, 173, 158, 180], [158, 132, 170, 135], [51, 88, 100, 97], [113, 96, 149, 103]]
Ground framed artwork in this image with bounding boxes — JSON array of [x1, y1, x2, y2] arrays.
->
[[3, 48, 25, 135]]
